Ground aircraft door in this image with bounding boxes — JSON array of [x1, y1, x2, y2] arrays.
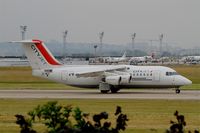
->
[[153, 70, 160, 81]]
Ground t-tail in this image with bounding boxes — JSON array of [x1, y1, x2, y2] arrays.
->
[[11, 40, 62, 69], [122, 51, 126, 58]]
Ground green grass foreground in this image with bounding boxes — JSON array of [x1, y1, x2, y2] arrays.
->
[[0, 67, 81, 89], [0, 99, 199, 133], [0, 65, 199, 89]]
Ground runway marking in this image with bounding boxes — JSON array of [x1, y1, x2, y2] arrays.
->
[[0, 89, 199, 100]]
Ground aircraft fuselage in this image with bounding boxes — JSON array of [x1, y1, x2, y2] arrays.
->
[[33, 65, 191, 89]]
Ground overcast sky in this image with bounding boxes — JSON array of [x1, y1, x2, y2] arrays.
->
[[0, 0, 200, 48]]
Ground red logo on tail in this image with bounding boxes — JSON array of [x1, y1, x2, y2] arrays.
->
[[32, 40, 61, 65]]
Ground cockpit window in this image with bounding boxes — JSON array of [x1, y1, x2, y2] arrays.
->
[[166, 72, 179, 76]]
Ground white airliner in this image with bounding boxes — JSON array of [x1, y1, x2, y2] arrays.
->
[[106, 51, 127, 63], [181, 56, 200, 64], [12, 40, 192, 93], [129, 56, 153, 63]]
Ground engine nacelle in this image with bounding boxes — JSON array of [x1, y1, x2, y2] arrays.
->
[[105, 75, 121, 85], [120, 75, 132, 84], [105, 75, 132, 85]]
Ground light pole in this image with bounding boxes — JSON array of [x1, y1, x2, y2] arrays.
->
[[63, 30, 68, 59], [99, 31, 104, 56], [20, 26, 27, 59], [20, 25, 27, 40], [159, 34, 163, 57], [131, 33, 136, 52], [94, 45, 98, 63]]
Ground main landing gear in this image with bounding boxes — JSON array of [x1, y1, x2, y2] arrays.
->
[[110, 86, 120, 93], [175, 88, 180, 94], [100, 90, 110, 93], [99, 82, 120, 94]]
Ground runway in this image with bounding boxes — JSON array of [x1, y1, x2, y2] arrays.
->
[[0, 89, 199, 100]]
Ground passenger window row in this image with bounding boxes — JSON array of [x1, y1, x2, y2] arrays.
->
[[132, 71, 153, 77]]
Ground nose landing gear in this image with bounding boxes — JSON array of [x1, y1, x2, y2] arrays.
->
[[175, 88, 180, 94]]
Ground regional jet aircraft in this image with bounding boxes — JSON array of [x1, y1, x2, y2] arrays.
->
[[12, 40, 192, 93], [106, 51, 127, 63], [129, 56, 153, 63]]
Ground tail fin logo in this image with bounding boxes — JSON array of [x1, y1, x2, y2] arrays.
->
[[31, 44, 47, 65], [32, 40, 61, 65]]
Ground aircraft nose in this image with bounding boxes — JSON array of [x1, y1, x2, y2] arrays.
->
[[180, 76, 192, 85], [174, 76, 192, 86], [183, 77, 192, 85]]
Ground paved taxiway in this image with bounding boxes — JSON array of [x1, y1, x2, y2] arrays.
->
[[0, 89, 199, 100]]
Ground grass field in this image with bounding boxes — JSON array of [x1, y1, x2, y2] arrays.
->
[[0, 67, 80, 89], [0, 65, 199, 89], [0, 99, 199, 133], [169, 65, 200, 84], [0, 65, 199, 132], [169, 65, 200, 90]]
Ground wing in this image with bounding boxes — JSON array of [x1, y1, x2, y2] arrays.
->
[[76, 66, 127, 77]]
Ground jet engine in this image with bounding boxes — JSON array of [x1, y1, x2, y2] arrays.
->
[[105, 74, 132, 85], [119, 75, 132, 84], [105, 75, 121, 85]]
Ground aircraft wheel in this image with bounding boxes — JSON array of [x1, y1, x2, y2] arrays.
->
[[175, 88, 180, 94], [110, 86, 120, 93], [101, 90, 109, 94]]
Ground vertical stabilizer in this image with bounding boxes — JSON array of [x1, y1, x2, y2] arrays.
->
[[122, 51, 126, 58], [12, 40, 62, 69]]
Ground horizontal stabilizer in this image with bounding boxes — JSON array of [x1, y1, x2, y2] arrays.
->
[[10, 40, 42, 44]]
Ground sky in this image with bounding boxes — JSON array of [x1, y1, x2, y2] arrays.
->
[[0, 0, 200, 48]]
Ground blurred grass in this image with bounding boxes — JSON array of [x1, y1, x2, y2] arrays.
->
[[0, 66, 199, 133], [0, 66, 81, 89], [0, 65, 199, 89], [0, 67, 48, 83], [0, 99, 199, 133], [170, 65, 200, 84]]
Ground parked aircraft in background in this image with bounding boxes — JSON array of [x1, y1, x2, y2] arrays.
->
[[12, 40, 192, 93], [181, 56, 200, 64], [106, 51, 128, 63], [129, 56, 153, 64]]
